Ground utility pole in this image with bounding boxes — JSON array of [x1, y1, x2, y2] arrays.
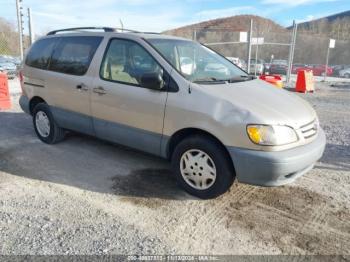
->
[[28, 7, 34, 45], [254, 41, 259, 76], [324, 39, 335, 82], [119, 19, 124, 32], [324, 46, 330, 82], [20, 5, 25, 54], [16, 0, 24, 60], [246, 19, 253, 74], [254, 25, 260, 77], [286, 21, 298, 84]]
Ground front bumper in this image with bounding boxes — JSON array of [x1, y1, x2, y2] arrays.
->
[[227, 128, 326, 186]]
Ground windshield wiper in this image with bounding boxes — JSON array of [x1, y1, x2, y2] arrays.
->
[[193, 75, 256, 84], [193, 77, 225, 84], [221, 75, 255, 83]]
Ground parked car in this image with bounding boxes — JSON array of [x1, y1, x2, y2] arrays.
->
[[226, 57, 239, 65], [13, 57, 22, 67], [292, 64, 332, 76], [0, 55, 22, 69], [204, 63, 230, 78], [333, 65, 350, 77], [269, 60, 288, 75], [249, 59, 265, 75], [0, 61, 17, 79], [240, 59, 247, 71], [226, 57, 247, 71], [19, 27, 326, 199], [309, 64, 333, 76], [292, 63, 308, 74], [339, 68, 350, 78], [263, 63, 271, 74]]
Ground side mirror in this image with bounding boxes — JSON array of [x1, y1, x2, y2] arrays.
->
[[140, 71, 164, 90]]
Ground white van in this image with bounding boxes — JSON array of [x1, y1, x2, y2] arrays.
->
[[19, 27, 326, 199]]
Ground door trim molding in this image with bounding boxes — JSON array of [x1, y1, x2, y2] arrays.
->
[[50, 105, 168, 157]]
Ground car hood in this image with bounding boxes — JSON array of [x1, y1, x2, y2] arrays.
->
[[196, 79, 317, 129]]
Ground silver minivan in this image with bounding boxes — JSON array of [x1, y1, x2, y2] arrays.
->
[[19, 27, 326, 199]]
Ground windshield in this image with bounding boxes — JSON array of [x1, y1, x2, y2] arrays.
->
[[147, 38, 249, 83]]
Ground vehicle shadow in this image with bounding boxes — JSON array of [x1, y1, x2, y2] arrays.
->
[[1, 112, 348, 202], [0, 112, 192, 201]]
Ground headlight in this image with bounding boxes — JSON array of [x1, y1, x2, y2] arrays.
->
[[247, 125, 298, 146]]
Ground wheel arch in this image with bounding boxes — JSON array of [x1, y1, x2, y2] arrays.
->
[[165, 128, 235, 172], [29, 96, 46, 115]]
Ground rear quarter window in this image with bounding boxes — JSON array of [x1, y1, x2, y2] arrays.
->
[[49, 36, 103, 76], [25, 38, 57, 69]]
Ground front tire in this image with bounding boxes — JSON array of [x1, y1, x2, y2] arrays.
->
[[33, 103, 65, 144], [171, 135, 235, 199]]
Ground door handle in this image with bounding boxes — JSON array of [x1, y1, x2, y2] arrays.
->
[[76, 83, 89, 91], [93, 86, 107, 95]]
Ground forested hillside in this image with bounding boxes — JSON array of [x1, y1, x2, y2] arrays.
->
[[165, 12, 350, 65]]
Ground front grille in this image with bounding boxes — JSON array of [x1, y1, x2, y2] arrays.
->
[[300, 119, 318, 139]]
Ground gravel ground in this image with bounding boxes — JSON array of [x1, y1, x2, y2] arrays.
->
[[0, 79, 349, 255]]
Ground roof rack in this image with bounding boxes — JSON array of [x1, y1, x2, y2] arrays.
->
[[141, 32, 161, 35], [46, 27, 140, 35]]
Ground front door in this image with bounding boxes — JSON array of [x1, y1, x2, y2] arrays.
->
[[91, 38, 168, 155]]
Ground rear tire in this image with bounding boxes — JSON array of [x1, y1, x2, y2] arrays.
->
[[171, 135, 235, 199], [33, 103, 65, 144]]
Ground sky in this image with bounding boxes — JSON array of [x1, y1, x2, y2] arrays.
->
[[0, 0, 349, 34]]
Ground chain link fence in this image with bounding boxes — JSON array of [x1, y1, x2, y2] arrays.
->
[[0, 0, 33, 78], [293, 32, 350, 78], [166, 18, 350, 81], [0, 17, 23, 79], [0, 19, 19, 56]]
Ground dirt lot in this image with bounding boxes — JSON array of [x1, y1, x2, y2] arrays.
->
[[0, 79, 349, 255]]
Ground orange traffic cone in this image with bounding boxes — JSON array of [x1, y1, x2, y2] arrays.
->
[[295, 70, 315, 93], [0, 73, 11, 110]]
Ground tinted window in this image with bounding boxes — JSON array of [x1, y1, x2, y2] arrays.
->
[[100, 39, 162, 86], [49, 36, 102, 76], [25, 38, 56, 69]]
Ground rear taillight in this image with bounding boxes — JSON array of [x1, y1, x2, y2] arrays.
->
[[19, 71, 26, 95]]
